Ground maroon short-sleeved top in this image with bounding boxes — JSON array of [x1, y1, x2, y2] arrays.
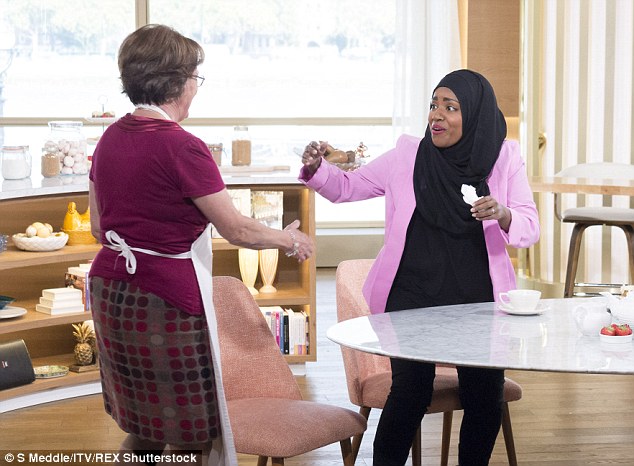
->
[[89, 114, 225, 315]]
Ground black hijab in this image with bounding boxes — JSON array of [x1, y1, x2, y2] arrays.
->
[[413, 69, 507, 234]]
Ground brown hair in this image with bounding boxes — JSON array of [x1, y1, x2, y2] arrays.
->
[[118, 24, 204, 105]]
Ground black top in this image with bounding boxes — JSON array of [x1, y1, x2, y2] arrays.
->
[[385, 208, 493, 312]]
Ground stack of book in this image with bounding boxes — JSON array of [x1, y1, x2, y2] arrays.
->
[[260, 306, 309, 355], [35, 287, 85, 315]]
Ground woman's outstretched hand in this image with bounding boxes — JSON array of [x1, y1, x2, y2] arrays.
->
[[302, 141, 328, 176], [283, 219, 315, 263]]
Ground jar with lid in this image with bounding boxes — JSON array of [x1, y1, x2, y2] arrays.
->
[[1, 145, 32, 180], [42, 121, 88, 177], [231, 125, 251, 166], [206, 142, 223, 166]]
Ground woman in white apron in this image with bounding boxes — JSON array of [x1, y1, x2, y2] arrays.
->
[[88, 24, 313, 466]]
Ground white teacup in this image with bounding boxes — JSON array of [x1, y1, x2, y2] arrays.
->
[[574, 302, 611, 336], [498, 289, 542, 311]]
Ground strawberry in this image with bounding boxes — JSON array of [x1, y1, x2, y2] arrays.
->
[[615, 324, 632, 336], [600, 325, 617, 336]]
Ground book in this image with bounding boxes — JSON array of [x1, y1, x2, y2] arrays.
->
[[65, 263, 91, 311], [275, 309, 282, 351], [252, 191, 283, 230], [282, 310, 289, 355], [39, 296, 83, 307], [287, 309, 297, 355], [298, 310, 307, 355], [213, 189, 252, 238], [35, 303, 85, 315], [302, 311, 310, 355], [231, 189, 252, 215], [41, 287, 83, 301]]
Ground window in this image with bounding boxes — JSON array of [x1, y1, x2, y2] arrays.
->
[[149, 0, 395, 119], [0, 0, 134, 117]]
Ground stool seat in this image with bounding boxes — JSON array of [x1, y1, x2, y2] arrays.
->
[[562, 207, 634, 224]]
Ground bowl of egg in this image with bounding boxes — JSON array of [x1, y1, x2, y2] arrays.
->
[[12, 222, 69, 252]]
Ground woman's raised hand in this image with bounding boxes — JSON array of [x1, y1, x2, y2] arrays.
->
[[302, 141, 328, 176]]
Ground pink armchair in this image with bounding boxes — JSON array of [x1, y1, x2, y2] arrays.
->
[[212, 276, 367, 466]]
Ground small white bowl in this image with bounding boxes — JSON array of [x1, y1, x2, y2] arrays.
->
[[599, 333, 633, 344], [12, 232, 69, 252]]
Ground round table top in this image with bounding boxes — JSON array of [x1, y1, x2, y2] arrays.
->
[[327, 297, 634, 375]]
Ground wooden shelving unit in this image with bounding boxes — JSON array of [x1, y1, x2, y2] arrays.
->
[[0, 179, 316, 411]]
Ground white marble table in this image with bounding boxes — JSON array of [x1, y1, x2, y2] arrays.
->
[[327, 298, 634, 375]]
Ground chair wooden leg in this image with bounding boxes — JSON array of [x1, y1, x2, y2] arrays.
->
[[352, 406, 371, 462], [341, 438, 355, 466], [621, 225, 634, 285], [440, 411, 453, 466], [257, 456, 269, 466], [501, 402, 518, 466], [271, 458, 284, 466], [411, 425, 421, 466], [564, 224, 589, 298]]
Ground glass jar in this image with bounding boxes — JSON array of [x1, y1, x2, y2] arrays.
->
[[207, 142, 223, 166], [1, 145, 32, 180], [231, 125, 251, 166], [42, 121, 88, 177]]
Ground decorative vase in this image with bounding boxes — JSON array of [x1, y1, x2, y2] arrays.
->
[[258, 249, 278, 293], [238, 248, 259, 295]]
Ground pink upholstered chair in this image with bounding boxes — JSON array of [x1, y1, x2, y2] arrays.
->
[[212, 275, 367, 466], [336, 259, 522, 466]]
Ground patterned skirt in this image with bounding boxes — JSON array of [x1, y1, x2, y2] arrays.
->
[[89, 276, 221, 445]]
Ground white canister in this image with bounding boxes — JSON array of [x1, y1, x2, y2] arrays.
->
[[43, 121, 88, 176], [1, 145, 32, 180]]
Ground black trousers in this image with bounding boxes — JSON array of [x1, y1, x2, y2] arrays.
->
[[373, 358, 505, 466]]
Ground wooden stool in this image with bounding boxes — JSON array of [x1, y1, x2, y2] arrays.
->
[[555, 163, 634, 298], [562, 213, 634, 298]]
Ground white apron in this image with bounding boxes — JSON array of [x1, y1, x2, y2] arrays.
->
[[105, 225, 237, 465]]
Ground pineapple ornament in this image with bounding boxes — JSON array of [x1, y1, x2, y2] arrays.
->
[[72, 322, 95, 366]]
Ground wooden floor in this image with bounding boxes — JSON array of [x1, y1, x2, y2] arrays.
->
[[3, 268, 634, 465]]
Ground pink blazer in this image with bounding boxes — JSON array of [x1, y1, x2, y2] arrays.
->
[[300, 134, 540, 314]]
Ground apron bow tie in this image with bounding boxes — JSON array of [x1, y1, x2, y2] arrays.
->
[[105, 230, 137, 274]]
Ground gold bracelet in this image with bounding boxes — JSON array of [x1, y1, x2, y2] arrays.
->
[[285, 230, 300, 257]]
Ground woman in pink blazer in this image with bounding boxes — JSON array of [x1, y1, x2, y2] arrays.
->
[[300, 70, 539, 465]]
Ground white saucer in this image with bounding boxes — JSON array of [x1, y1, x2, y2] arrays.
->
[[0, 305, 27, 319], [498, 302, 549, 316]]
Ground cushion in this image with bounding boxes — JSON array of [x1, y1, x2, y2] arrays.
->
[[228, 398, 366, 458]]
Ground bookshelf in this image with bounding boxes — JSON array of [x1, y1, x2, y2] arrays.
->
[[0, 174, 316, 412]]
